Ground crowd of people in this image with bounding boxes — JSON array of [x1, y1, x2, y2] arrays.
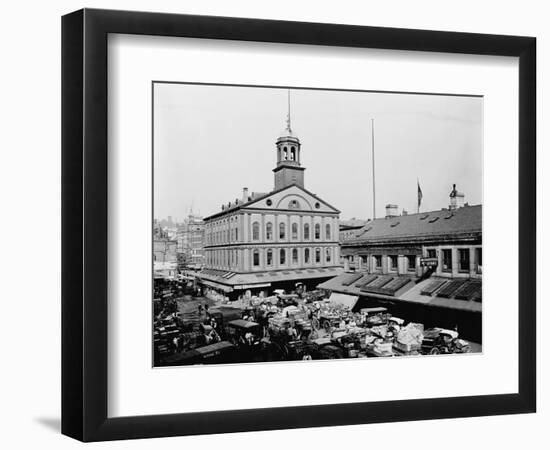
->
[[154, 278, 473, 364]]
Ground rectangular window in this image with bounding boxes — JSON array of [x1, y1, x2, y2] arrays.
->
[[374, 255, 382, 269], [459, 248, 470, 272], [442, 249, 452, 272], [406, 255, 416, 271], [427, 249, 436, 258], [389, 255, 398, 271]]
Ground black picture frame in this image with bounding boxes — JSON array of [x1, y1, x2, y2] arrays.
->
[[62, 8, 536, 442]]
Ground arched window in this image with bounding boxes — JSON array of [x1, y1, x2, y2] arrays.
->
[[235, 227, 238, 241], [292, 248, 298, 264], [290, 147, 296, 161], [252, 221, 260, 240], [280, 248, 286, 265], [291, 223, 298, 240], [283, 146, 288, 160], [253, 249, 260, 267], [267, 249, 273, 266], [315, 248, 321, 263], [325, 248, 331, 263], [279, 222, 286, 239], [325, 224, 331, 240], [315, 223, 321, 239], [304, 248, 310, 264], [304, 223, 310, 240], [266, 222, 273, 240]]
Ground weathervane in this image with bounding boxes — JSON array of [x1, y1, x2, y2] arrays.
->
[[286, 88, 292, 133]]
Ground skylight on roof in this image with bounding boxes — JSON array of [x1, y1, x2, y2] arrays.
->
[[429, 217, 440, 223], [390, 221, 400, 227], [420, 214, 429, 220]]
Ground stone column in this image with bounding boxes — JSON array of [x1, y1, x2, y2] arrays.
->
[[382, 255, 389, 274], [260, 213, 265, 242], [436, 247, 443, 276], [469, 246, 476, 277], [451, 247, 459, 277], [243, 248, 250, 272], [244, 213, 250, 243]]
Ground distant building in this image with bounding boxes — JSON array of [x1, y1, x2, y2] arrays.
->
[[199, 98, 342, 297], [177, 214, 205, 268], [153, 239, 178, 278]]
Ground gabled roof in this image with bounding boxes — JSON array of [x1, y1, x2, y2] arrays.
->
[[204, 183, 340, 220], [345, 204, 481, 245]]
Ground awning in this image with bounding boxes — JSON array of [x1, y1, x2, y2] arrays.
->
[[327, 293, 359, 310], [199, 279, 234, 293]]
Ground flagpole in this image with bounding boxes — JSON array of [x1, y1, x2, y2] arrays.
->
[[371, 118, 376, 220]]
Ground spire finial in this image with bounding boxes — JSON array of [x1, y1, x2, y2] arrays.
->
[[286, 89, 292, 133]]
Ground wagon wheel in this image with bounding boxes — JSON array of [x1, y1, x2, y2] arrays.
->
[[429, 347, 441, 355], [323, 320, 331, 333], [301, 354, 313, 361], [312, 317, 320, 330]]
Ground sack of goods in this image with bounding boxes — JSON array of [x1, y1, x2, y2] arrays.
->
[[373, 340, 393, 356], [268, 315, 289, 328], [395, 323, 424, 352]]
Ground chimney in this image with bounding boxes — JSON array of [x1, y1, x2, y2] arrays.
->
[[385, 204, 398, 218], [242, 187, 249, 203], [449, 184, 465, 210]]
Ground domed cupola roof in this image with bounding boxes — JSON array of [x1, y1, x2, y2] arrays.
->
[[277, 126, 299, 143]]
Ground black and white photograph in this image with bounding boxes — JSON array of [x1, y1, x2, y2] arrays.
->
[[153, 83, 483, 367]]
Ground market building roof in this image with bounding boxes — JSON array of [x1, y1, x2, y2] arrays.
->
[[318, 273, 482, 313], [340, 218, 368, 229], [345, 204, 481, 246], [199, 266, 344, 292]]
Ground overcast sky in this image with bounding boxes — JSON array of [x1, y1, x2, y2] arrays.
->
[[153, 83, 482, 222]]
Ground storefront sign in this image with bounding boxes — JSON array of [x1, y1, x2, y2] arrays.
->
[[420, 257, 438, 268]]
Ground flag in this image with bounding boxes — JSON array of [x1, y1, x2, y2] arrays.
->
[[417, 179, 423, 212]]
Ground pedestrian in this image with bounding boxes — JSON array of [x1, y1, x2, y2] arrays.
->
[[198, 304, 203, 316], [172, 336, 179, 354]]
